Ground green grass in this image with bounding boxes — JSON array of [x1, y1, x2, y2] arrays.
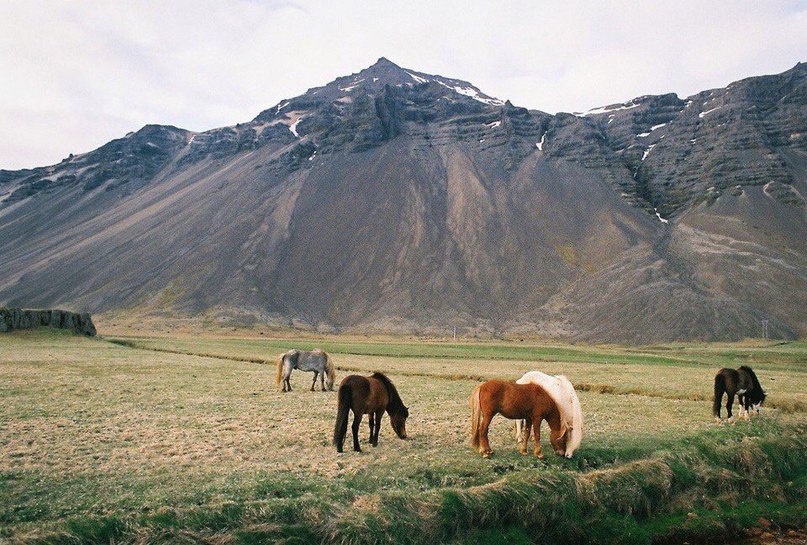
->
[[105, 335, 807, 371], [1, 330, 806, 543]]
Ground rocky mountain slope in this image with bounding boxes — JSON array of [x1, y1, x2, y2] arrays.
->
[[1, 58, 805, 342]]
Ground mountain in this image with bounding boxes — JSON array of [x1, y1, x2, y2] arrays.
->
[[1, 58, 805, 342]]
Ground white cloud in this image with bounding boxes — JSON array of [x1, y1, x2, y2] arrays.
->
[[1, 0, 805, 169]]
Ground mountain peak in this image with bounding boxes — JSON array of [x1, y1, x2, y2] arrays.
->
[[253, 59, 505, 123], [354, 56, 412, 82], [370, 57, 400, 69]]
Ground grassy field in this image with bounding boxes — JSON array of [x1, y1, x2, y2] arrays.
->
[[1, 329, 806, 544]]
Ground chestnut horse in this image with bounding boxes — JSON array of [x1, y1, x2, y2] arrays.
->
[[470, 380, 567, 459], [333, 372, 409, 453]]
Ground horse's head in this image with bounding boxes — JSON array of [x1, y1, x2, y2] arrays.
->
[[753, 389, 767, 414], [390, 406, 409, 439], [753, 390, 767, 414], [550, 423, 571, 458]]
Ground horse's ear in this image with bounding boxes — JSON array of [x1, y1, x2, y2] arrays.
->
[[560, 422, 571, 442]]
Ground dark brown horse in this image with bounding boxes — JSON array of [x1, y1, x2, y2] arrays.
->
[[333, 372, 409, 453], [713, 366, 766, 422], [470, 380, 568, 459]]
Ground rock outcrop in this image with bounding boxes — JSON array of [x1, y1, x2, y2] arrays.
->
[[0, 308, 96, 336]]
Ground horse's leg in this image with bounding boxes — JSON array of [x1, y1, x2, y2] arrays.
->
[[726, 393, 735, 423], [352, 412, 363, 452], [320, 371, 326, 391], [714, 391, 722, 422], [532, 418, 543, 459], [372, 410, 383, 446], [478, 411, 494, 458], [519, 417, 532, 455], [284, 369, 292, 392], [368, 412, 375, 443], [311, 371, 318, 392]]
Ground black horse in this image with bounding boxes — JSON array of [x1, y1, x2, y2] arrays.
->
[[713, 366, 766, 422]]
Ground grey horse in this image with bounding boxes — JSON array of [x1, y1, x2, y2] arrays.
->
[[276, 349, 336, 392]]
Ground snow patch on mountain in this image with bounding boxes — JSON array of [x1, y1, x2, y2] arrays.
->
[[699, 106, 722, 118], [578, 101, 640, 116], [407, 72, 429, 84], [435, 80, 504, 106]]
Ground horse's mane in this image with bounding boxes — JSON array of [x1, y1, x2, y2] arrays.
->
[[555, 375, 583, 455], [371, 372, 406, 413], [740, 366, 766, 403]]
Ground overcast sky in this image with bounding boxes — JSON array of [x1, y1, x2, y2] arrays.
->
[[2, 0, 806, 169]]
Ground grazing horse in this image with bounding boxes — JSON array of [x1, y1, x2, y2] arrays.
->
[[470, 380, 567, 459], [514, 371, 583, 458], [275, 349, 336, 392], [333, 372, 409, 453], [713, 366, 766, 422]]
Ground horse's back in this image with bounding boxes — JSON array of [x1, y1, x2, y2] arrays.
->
[[296, 350, 327, 371], [516, 371, 555, 385], [716, 368, 738, 381], [480, 380, 548, 419], [337, 375, 378, 412], [517, 371, 567, 411], [339, 374, 370, 391]]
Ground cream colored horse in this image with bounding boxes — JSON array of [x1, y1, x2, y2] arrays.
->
[[514, 371, 583, 458]]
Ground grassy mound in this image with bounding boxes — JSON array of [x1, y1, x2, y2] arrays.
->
[[16, 421, 805, 545]]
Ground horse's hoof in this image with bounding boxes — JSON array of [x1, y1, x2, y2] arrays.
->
[[519, 449, 528, 456], [482, 452, 490, 459]]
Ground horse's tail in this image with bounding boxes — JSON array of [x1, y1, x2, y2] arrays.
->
[[275, 352, 286, 386], [470, 384, 482, 448], [333, 382, 352, 450], [713, 371, 726, 418], [323, 352, 336, 391]]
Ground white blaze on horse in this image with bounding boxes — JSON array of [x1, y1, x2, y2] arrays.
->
[[513, 371, 583, 458], [276, 349, 336, 392]]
